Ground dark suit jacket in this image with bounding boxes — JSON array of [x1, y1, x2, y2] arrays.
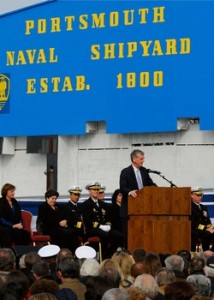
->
[[119, 165, 156, 217]]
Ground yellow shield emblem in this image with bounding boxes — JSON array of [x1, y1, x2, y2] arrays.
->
[[0, 74, 10, 111]]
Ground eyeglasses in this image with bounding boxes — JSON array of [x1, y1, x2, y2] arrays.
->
[[70, 193, 80, 196], [90, 188, 100, 191]]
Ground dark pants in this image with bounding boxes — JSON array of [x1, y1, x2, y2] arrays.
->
[[121, 218, 128, 249], [191, 229, 214, 251], [50, 228, 79, 254], [0, 226, 13, 247], [12, 228, 31, 245]]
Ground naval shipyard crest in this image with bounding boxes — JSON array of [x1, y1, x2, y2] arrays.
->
[[0, 74, 10, 112]]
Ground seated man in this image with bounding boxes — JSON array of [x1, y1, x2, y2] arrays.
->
[[81, 181, 124, 259], [191, 187, 214, 251], [64, 185, 85, 241]]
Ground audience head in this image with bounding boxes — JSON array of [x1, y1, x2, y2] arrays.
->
[[205, 255, 214, 277], [132, 248, 146, 263], [99, 266, 121, 288], [102, 288, 130, 300], [0, 281, 26, 300], [57, 255, 80, 279], [99, 259, 123, 285], [155, 267, 176, 286], [199, 250, 214, 264], [112, 251, 134, 279], [165, 281, 195, 300], [164, 254, 185, 272], [189, 257, 205, 275], [56, 248, 73, 265], [134, 274, 159, 299], [32, 262, 51, 280], [191, 296, 212, 300], [85, 276, 114, 300], [29, 279, 59, 295], [24, 252, 42, 270], [143, 252, 162, 277], [38, 244, 60, 265], [7, 270, 31, 300], [28, 294, 57, 300], [127, 286, 146, 300], [19, 254, 26, 269], [186, 274, 211, 297], [80, 258, 99, 277], [0, 248, 16, 272], [177, 250, 192, 262], [130, 263, 144, 279]]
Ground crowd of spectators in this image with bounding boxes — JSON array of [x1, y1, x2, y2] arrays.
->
[[0, 245, 214, 300]]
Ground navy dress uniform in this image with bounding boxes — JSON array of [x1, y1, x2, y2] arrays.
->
[[64, 185, 85, 240], [81, 181, 124, 258], [191, 187, 214, 251]]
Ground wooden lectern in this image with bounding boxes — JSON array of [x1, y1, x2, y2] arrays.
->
[[128, 186, 191, 254]]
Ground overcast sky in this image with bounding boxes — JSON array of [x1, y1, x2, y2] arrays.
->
[[0, 0, 50, 16]]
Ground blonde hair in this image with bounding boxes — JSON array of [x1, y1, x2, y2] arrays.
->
[[99, 259, 122, 276], [127, 286, 146, 300], [112, 252, 134, 277], [28, 293, 57, 300]]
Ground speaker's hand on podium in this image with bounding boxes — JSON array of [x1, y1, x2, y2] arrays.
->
[[129, 190, 138, 198]]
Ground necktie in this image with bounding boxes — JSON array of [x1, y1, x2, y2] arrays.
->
[[136, 169, 143, 189]]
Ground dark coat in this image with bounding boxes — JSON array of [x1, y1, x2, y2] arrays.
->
[[108, 203, 123, 233], [38, 202, 79, 251], [0, 196, 30, 245], [0, 196, 22, 226], [38, 202, 65, 232], [119, 165, 156, 218]]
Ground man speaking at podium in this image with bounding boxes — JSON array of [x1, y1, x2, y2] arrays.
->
[[119, 149, 157, 248]]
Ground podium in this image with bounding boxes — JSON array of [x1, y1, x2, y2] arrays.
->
[[128, 186, 191, 254]]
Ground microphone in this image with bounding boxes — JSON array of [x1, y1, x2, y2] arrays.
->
[[147, 169, 161, 175]]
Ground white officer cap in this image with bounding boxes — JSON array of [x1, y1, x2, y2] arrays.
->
[[191, 187, 203, 195], [99, 184, 106, 193], [85, 181, 101, 190], [68, 185, 82, 194], [75, 245, 96, 259], [38, 244, 60, 258]]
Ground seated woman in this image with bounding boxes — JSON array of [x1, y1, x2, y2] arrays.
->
[[108, 189, 123, 233], [38, 190, 79, 253], [0, 183, 30, 246]]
